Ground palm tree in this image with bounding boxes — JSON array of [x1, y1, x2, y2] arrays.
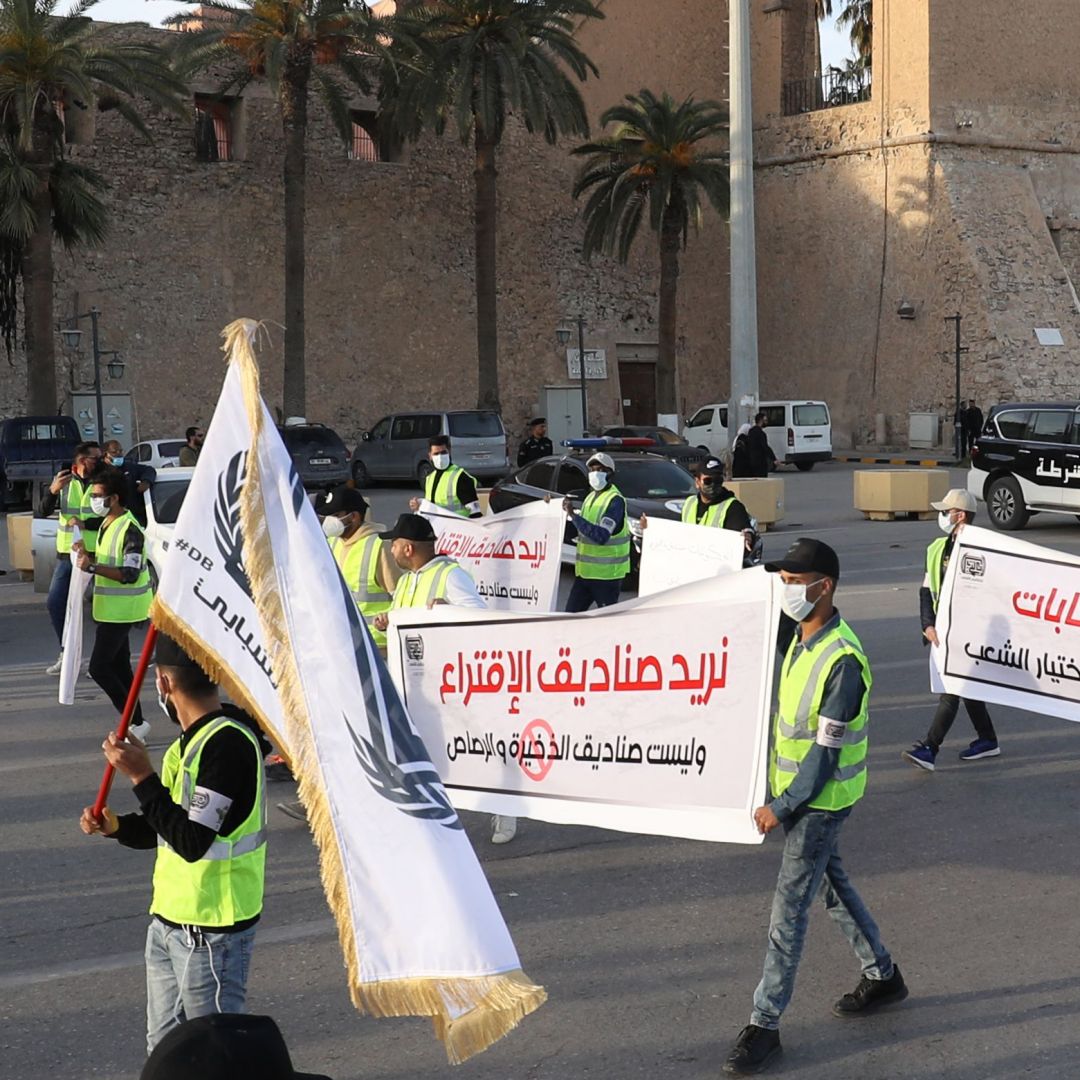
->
[[837, 0, 872, 65], [170, 0, 395, 417], [572, 90, 728, 416], [0, 0, 186, 413], [380, 0, 603, 413]]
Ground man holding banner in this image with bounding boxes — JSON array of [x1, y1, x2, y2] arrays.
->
[[902, 489, 1000, 771], [724, 539, 906, 1076], [80, 634, 270, 1054], [564, 452, 630, 612]]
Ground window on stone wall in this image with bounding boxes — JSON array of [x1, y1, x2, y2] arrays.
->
[[347, 110, 400, 163], [194, 95, 236, 162]]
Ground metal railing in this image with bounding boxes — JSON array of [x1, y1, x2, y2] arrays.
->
[[782, 68, 871, 116]]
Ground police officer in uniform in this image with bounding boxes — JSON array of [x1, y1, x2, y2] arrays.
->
[[76, 467, 153, 741], [41, 440, 102, 673], [372, 514, 515, 844], [517, 418, 553, 467], [80, 633, 270, 1054], [902, 488, 999, 770], [723, 538, 906, 1076], [563, 452, 629, 612], [409, 436, 482, 518]]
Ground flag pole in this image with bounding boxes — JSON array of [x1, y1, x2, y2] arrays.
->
[[92, 623, 158, 820]]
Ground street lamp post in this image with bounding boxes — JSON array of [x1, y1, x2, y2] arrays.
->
[[556, 316, 589, 437], [943, 312, 968, 461], [58, 307, 124, 442]]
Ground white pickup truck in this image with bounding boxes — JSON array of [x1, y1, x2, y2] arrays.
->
[[30, 468, 194, 592]]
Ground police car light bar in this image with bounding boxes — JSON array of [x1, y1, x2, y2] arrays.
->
[[561, 437, 657, 449]]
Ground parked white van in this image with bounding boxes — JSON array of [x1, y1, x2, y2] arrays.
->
[[682, 400, 832, 471]]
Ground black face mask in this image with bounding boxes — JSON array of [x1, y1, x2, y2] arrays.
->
[[701, 479, 719, 496]]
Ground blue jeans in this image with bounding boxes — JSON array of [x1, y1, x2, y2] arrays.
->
[[566, 576, 622, 612], [145, 918, 256, 1053], [750, 809, 893, 1030], [46, 556, 72, 643]]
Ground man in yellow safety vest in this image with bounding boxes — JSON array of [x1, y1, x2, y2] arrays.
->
[[563, 452, 629, 612], [409, 435, 482, 518], [75, 466, 154, 741], [80, 633, 270, 1055], [373, 514, 515, 844], [723, 538, 906, 1076]]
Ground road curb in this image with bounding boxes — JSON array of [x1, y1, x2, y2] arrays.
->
[[832, 454, 961, 468]]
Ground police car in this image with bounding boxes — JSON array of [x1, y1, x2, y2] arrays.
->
[[967, 403, 1080, 530]]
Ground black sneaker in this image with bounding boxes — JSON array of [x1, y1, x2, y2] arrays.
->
[[722, 1025, 782, 1075], [832, 965, 908, 1018]]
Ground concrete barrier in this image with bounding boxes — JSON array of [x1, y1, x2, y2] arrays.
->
[[853, 468, 950, 521]]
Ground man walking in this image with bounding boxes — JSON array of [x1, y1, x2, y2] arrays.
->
[[723, 538, 906, 1076], [179, 427, 204, 468], [75, 467, 153, 740], [965, 399, 984, 456], [902, 489, 999, 770], [745, 413, 776, 478], [410, 436, 482, 518], [517, 418, 553, 467], [80, 633, 270, 1054], [563, 452, 630, 612]]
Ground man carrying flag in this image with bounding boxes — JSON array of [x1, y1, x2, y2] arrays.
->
[[80, 633, 270, 1054]]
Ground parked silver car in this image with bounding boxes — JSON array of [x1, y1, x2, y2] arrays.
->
[[352, 410, 510, 487]]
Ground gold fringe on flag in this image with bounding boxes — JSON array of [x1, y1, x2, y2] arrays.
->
[[155, 318, 546, 1065]]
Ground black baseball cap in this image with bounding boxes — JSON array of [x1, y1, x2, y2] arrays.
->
[[140, 1014, 330, 1080], [764, 537, 841, 580], [155, 632, 201, 669], [698, 458, 725, 478], [529, 417, 546, 426], [384, 513, 436, 543], [319, 486, 368, 516]]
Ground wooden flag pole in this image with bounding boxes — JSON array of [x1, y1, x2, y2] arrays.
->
[[92, 623, 159, 820]]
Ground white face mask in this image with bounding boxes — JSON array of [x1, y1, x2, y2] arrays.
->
[[110, 455, 124, 466], [781, 578, 824, 622], [432, 453, 451, 471], [939, 512, 958, 534], [588, 470, 608, 491], [322, 515, 346, 538], [90, 496, 110, 516]]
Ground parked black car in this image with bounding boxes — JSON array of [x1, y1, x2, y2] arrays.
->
[[489, 451, 697, 573], [277, 421, 351, 492], [968, 402, 1080, 530], [600, 426, 708, 473]]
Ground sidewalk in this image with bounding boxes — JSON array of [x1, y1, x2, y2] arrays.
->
[[831, 447, 962, 468]]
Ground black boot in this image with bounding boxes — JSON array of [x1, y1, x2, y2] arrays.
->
[[832, 965, 908, 1018], [722, 1025, 782, 1075]]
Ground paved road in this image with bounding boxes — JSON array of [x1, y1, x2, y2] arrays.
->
[[3, 464, 1080, 1079]]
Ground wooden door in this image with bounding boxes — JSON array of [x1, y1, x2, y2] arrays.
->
[[618, 362, 657, 426]]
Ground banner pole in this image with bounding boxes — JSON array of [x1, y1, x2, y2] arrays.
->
[[92, 623, 158, 820]]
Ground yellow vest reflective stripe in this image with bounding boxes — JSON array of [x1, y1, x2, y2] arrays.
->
[[926, 536, 947, 612], [575, 485, 630, 579], [92, 511, 153, 623], [392, 556, 458, 609], [424, 465, 475, 517], [771, 619, 871, 811], [151, 717, 267, 926], [681, 495, 733, 528], [329, 532, 391, 647], [56, 477, 99, 555]]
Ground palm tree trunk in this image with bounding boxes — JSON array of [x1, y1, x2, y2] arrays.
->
[[22, 114, 57, 414], [473, 129, 500, 412], [656, 206, 682, 416], [280, 59, 310, 418]]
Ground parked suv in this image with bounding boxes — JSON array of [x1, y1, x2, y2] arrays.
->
[[967, 402, 1080, 530], [277, 421, 351, 492], [352, 410, 509, 486]]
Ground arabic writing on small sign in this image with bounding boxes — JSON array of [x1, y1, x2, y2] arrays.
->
[[476, 581, 540, 604], [446, 727, 708, 776], [439, 641, 729, 714], [964, 637, 1080, 685], [1011, 587, 1080, 634], [436, 533, 549, 570]]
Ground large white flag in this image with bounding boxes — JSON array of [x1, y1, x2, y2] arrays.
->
[[935, 523, 1080, 721], [152, 321, 545, 1062]]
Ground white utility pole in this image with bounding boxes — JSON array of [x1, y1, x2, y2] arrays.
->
[[727, 0, 760, 447]]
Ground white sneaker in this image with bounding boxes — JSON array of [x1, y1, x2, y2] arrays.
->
[[46, 652, 64, 675], [127, 720, 152, 742], [491, 815, 517, 845]]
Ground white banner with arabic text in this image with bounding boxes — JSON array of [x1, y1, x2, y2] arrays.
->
[[936, 524, 1080, 721], [387, 569, 778, 844], [638, 515, 745, 597]]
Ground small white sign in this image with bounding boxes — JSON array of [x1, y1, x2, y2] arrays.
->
[[567, 348, 607, 380], [1035, 327, 1065, 346]]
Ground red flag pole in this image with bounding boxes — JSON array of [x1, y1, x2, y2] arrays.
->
[[92, 623, 159, 820]]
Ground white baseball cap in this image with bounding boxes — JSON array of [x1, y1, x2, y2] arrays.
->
[[586, 452, 615, 471], [931, 488, 977, 513]]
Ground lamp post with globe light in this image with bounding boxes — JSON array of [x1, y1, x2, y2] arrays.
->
[[58, 307, 124, 442]]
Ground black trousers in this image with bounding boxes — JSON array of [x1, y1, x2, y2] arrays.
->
[[926, 694, 996, 751], [89, 620, 145, 726]]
